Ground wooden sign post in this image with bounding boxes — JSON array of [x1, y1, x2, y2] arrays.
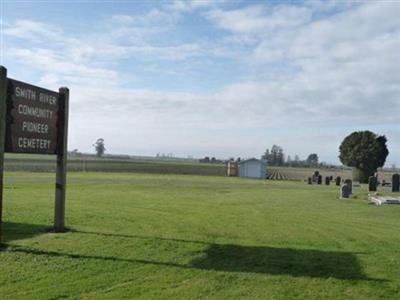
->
[[54, 87, 69, 233], [0, 67, 7, 247], [0, 66, 69, 246]]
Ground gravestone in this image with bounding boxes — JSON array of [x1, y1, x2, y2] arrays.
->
[[335, 176, 341, 186], [344, 179, 352, 194], [317, 175, 322, 185], [330, 176, 333, 180], [325, 176, 330, 185], [368, 176, 377, 192], [340, 184, 350, 199], [392, 174, 400, 192], [308, 177, 312, 185], [312, 171, 319, 182]]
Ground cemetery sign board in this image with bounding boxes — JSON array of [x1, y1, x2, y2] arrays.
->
[[0, 66, 69, 246], [5, 79, 59, 154]]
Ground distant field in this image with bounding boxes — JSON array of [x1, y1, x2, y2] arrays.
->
[[4, 154, 226, 176], [267, 167, 351, 181], [4, 154, 397, 181], [1, 172, 400, 299]]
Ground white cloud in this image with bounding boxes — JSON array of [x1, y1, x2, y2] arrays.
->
[[111, 9, 178, 26], [202, 2, 400, 127], [4, 19, 63, 41], [207, 4, 312, 34], [167, 0, 226, 12], [3, 1, 400, 163], [10, 48, 119, 87]]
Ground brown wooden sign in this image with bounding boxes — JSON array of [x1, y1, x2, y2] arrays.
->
[[5, 79, 59, 154], [0, 66, 70, 246]]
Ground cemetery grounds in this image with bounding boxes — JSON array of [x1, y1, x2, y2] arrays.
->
[[0, 156, 399, 299]]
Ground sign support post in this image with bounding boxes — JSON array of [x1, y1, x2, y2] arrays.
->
[[0, 67, 7, 246], [54, 87, 69, 232], [0, 65, 70, 240]]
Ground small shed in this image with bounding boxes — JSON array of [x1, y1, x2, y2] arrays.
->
[[226, 161, 239, 177], [239, 158, 267, 179]]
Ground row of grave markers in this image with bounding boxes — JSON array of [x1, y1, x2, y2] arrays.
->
[[0, 66, 69, 246], [307, 170, 400, 199], [307, 174, 341, 186], [340, 174, 400, 199], [368, 174, 400, 192]]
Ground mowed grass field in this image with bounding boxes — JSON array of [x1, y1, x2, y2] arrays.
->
[[1, 172, 400, 299]]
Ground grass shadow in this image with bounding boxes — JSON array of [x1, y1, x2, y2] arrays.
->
[[72, 230, 380, 281], [2, 222, 50, 243], [190, 244, 370, 280], [8, 228, 385, 282]]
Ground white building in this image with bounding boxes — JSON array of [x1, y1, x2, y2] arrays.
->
[[239, 158, 267, 179]]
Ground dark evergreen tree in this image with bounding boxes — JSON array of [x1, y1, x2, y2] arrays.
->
[[306, 153, 319, 167], [339, 131, 389, 183]]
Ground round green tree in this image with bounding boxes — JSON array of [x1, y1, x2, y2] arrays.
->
[[339, 131, 389, 183], [93, 138, 106, 157]]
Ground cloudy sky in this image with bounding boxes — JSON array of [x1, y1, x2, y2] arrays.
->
[[1, 0, 399, 165]]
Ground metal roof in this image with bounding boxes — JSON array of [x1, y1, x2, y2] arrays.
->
[[239, 158, 267, 165]]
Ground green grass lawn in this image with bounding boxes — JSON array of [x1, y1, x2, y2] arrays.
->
[[1, 172, 400, 299]]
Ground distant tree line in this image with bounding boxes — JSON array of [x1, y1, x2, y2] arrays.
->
[[262, 145, 285, 166], [199, 156, 224, 164], [156, 153, 175, 158], [262, 145, 322, 167], [199, 156, 241, 164]]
